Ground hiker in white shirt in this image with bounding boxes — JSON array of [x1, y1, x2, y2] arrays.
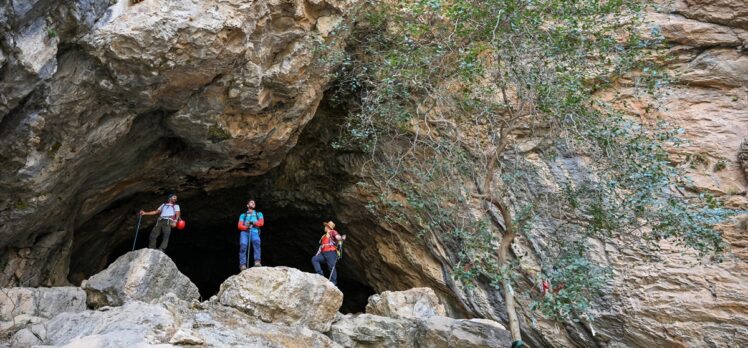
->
[[140, 193, 181, 250]]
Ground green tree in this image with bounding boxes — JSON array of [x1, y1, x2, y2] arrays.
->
[[329, 0, 733, 343]]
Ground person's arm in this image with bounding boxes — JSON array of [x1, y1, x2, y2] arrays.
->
[[335, 234, 346, 241], [140, 207, 161, 216], [175, 210, 181, 220], [237, 214, 249, 231]]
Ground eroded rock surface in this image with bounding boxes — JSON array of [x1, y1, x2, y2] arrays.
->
[[36, 296, 340, 348], [329, 313, 512, 348], [0, 0, 357, 288], [218, 266, 343, 332], [82, 249, 199, 308], [365, 287, 446, 320], [0, 286, 85, 345]]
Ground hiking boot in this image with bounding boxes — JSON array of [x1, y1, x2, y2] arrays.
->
[[254, 260, 262, 267], [239, 265, 247, 271]]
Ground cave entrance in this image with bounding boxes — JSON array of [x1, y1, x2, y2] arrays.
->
[[72, 102, 374, 313], [102, 186, 374, 314]]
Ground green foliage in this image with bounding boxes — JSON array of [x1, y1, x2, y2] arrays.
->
[[46, 142, 61, 158], [330, 0, 734, 325], [207, 124, 231, 143]]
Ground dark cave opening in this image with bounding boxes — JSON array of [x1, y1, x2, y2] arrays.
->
[[71, 102, 375, 313], [101, 188, 375, 314]]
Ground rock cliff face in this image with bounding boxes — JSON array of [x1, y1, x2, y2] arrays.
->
[[0, 0, 746, 347], [0, 0, 355, 287]]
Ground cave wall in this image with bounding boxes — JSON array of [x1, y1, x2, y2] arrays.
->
[[0, 1, 745, 348], [0, 0, 357, 287]]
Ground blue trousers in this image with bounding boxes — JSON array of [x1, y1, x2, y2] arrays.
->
[[239, 230, 261, 267], [312, 251, 338, 285]]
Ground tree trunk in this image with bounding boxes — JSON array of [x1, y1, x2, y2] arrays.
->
[[502, 277, 522, 341], [481, 148, 522, 343], [499, 229, 522, 342]]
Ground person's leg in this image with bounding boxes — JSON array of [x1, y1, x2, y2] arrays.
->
[[239, 231, 249, 269], [251, 233, 261, 266], [324, 251, 338, 285], [148, 220, 162, 249], [159, 224, 172, 250], [311, 253, 325, 276]]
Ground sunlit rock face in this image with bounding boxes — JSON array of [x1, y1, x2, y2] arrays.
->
[[0, 0, 745, 347], [0, 0, 355, 287]]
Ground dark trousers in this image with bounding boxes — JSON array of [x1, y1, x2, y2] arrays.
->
[[312, 251, 338, 285], [149, 219, 171, 250]]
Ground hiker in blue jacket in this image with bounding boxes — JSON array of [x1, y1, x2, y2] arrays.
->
[[237, 199, 264, 270]]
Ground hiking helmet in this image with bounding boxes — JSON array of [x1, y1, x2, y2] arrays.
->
[[176, 220, 186, 230]]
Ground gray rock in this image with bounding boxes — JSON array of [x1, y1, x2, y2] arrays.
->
[[416, 316, 512, 348], [218, 266, 343, 332], [328, 313, 418, 347], [0, 287, 86, 321], [81, 249, 199, 308], [328, 311, 511, 348], [42, 301, 177, 346], [365, 287, 446, 320], [40, 295, 340, 347], [9, 326, 43, 347]]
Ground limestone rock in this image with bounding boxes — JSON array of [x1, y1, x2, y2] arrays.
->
[[365, 287, 446, 319], [81, 249, 199, 308], [679, 48, 748, 88], [673, 0, 748, 29], [328, 312, 511, 348], [328, 313, 418, 347], [0, 0, 359, 290], [0, 287, 86, 321], [39, 295, 340, 347], [740, 139, 748, 181], [163, 295, 340, 348], [416, 316, 512, 348], [41, 301, 178, 346], [649, 13, 742, 47], [218, 266, 343, 332]]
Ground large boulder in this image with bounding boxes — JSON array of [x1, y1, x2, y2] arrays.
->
[[34, 294, 340, 347], [365, 287, 446, 319], [0, 286, 86, 346], [328, 312, 511, 348], [0, 287, 86, 321], [81, 249, 199, 308], [415, 316, 512, 348], [218, 266, 343, 332], [328, 313, 418, 347]]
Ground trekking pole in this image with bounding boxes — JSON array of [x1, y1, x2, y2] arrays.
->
[[131, 213, 142, 251], [329, 241, 344, 281], [329, 264, 336, 281]]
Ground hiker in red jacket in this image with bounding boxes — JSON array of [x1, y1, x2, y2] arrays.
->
[[311, 221, 345, 285]]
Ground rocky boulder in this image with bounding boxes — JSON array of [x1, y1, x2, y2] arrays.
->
[[0, 287, 85, 321], [81, 249, 199, 308], [365, 287, 446, 319], [30, 294, 339, 347], [328, 312, 511, 348], [218, 266, 343, 332], [416, 316, 512, 348], [328, 313, 418, 347], [0, 286, 85, 344]]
